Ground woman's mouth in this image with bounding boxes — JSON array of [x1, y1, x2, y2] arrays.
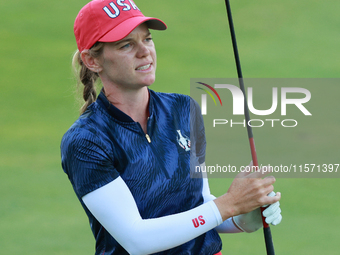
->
[[136, 64, 151, 71]]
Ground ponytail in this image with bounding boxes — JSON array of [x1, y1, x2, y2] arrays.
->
[[72, 42, 104, 114]]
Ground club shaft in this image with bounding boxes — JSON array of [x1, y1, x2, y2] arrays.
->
[[224, 0, 253, 139], [224, 0, 275, 254]]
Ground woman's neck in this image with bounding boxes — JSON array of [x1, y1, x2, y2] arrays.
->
[[104, 86, 150, 133]]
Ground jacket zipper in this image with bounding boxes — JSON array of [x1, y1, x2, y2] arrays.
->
[[145, 134, 151, 143], [142, 117, 170, 179]]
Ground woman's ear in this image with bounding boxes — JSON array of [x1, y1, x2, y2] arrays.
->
[[80, 50, 102, 73]]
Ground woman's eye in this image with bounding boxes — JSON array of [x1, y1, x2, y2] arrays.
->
[[121, 43, 131, 49]]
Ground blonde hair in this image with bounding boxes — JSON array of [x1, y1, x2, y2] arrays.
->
[[72, 42, 104, 114]]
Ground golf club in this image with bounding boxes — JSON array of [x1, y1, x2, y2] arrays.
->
[[223, 0, 276, 254]]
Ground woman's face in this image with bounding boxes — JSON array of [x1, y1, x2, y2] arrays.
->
[[98, 23, 157, 91]]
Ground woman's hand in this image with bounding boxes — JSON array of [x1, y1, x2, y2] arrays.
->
[[214, 163, 281, 221]]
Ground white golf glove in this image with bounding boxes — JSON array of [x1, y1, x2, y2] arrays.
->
[[232, 191, 282, 233]]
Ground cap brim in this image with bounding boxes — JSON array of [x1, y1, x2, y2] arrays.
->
[[98, 16, 167, 43]]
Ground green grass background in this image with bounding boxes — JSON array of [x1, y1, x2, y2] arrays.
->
[[0, 0, 339, 254]]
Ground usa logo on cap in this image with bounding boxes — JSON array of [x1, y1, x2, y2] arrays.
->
[[74, 0, 167, 52]]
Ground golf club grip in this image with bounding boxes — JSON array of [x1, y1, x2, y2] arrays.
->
[[250, 138, 271, 231], [250, 138, 275, 255], [263, 225, 275, 255]]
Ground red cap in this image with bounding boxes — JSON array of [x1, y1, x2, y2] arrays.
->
[[74, 0, 167, 52]]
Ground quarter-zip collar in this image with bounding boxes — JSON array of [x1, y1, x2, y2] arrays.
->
[[96, 88, 154, 123]]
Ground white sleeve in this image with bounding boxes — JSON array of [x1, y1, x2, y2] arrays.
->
[[200, 163, 243, 234], [82, 176, 223, 255]]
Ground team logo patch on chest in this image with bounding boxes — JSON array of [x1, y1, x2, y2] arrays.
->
[[176, 130, 191, 151]]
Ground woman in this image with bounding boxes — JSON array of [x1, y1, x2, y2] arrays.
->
[[61, 1, 282, 254]]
